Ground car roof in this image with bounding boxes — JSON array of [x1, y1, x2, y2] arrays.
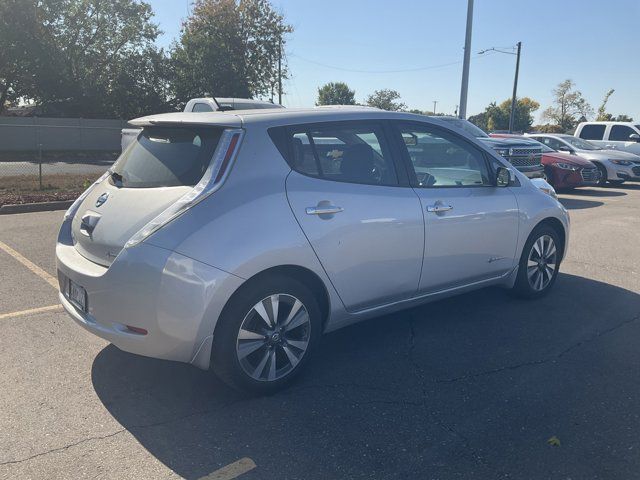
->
[[578, 121, 635, 126], [528, 133, 570, 138], [129, 106, 437, 128]]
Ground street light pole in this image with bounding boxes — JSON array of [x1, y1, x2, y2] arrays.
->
[[508, 42, 522, 133], [478, 42, 522, 132], [458, 0, 474, 119]]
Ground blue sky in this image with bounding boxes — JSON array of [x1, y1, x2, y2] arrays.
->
[[146, 0, 640, 122]]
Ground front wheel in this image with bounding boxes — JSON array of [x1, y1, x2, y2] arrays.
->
[[595, 163, 608, 186], [211, 276, 322, 394], [512, 225, 561, 299]]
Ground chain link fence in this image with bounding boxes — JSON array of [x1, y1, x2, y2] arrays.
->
[[0, 117, 126, 205]]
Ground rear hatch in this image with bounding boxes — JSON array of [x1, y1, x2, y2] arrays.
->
[[71, 126, 223, 266]]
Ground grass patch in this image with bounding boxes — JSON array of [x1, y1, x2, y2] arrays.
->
[[0, 173, 98, 206]]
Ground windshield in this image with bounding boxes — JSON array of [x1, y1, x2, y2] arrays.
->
[[112, 126, 222, 188], [438, 117, 489, 138], [562, 136, 601, 150]]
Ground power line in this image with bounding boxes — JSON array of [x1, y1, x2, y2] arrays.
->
[[288, 51, 496, 74]]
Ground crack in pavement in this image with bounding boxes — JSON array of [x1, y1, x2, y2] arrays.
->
[[437, 313, 640, 384], [404, 314, 490, 471], [0, 401, 238, 467], [0, 429, 126, 467]]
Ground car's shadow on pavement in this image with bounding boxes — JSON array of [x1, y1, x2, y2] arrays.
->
[[91, 273, 640, 479], [558, 198, 604, 210], [560, 188, 626, 197]]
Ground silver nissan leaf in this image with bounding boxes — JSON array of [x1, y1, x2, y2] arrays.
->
[[56, 107, 569, 393]]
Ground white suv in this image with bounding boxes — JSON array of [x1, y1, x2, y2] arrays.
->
[[575, 121, 640, 157]]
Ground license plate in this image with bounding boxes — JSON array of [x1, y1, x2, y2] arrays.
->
[[67, 279, 87, 312]]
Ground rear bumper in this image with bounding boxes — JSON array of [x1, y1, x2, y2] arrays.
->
[[56, 220, 243, 368]]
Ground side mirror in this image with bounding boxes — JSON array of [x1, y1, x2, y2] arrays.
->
[[496, 166, 510, 187], [558, 145, 574, 153], [403, 132, 418, 146], [629, 133, 640, 142]]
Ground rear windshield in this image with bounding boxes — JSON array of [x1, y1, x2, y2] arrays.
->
[[112, 127, 222, 188]]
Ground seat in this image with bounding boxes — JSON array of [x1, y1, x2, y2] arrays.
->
[[339, 143, 376, 183]]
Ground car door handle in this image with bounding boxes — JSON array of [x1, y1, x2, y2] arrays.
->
[[427, 204, 453, 213], [306, 205, 344, 215]]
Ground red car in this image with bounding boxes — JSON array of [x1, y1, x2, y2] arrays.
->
[[490, 134, 600, 189]]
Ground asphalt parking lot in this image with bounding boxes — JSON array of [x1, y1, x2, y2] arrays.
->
[[0, 184, 638, 480]]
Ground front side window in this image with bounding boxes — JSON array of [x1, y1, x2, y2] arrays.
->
[[112, 127, 221, 188], [579, 124, 605, 140], [397, 123, 490, 187], [287, 123, 398, 186], [609, 125, 637, 141]]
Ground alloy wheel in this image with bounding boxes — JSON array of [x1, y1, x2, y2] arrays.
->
[[526, 235, 557, 291], [236, 294, 311, 382]]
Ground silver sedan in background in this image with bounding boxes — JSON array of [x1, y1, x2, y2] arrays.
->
[[57, 107, 569, 393]]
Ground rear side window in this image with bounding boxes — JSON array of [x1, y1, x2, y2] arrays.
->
[[275, 123, 398, 186], [192, 102, 214, 112], [609, 125, 637, 141], [579, 124, 605, 140], [112, 127, 221, 188]]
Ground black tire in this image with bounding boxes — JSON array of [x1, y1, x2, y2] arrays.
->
[[511, 224, 562, 299], [595, 162, 608, 186], [211, 275, 322, 394]]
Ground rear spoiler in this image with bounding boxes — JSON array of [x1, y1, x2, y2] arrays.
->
[[128, 113, 242, 129]]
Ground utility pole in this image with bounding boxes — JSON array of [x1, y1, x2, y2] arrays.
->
[[432, 100, 438, 115], [458, 0, 474, 119], [508, 41, 522, 133], [277, 36, 282, 105]]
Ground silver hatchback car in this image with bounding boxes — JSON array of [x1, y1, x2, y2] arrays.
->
[[57, 107, 570, 393]]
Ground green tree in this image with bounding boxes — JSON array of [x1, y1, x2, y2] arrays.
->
[[595, 90, 633, 122], [0, 0, 166, 117], [316, 82, 356, 105], [596, 89, 615, 121], [468, 97, 539, 133], [171, 0, 291, 106], [541, 80, 593, 132], [365, 89, 406, 111]]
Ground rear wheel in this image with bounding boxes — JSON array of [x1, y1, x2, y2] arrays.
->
[[211, 275, 322, 394], [512, 225, 561, 299]]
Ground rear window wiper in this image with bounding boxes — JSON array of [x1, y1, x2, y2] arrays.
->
[[110, 171, 124, 185]]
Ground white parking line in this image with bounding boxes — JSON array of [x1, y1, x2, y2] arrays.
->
[[0, 240, 58, 289], [198, 457, 257, 480], [0, 304, 62, 320]]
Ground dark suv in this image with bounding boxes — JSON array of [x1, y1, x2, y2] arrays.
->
[[435, 117, 545, 178]]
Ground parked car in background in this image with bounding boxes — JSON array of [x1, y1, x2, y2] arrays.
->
[[435, 117, 545, 179], [57, 107, 569, 393], [491, 133, 600, 189], [527, 133, 640, 185], [575, 121, 640, 156], [121, 97, 283, 151]]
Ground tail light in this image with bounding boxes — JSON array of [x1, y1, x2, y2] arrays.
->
[[124, 128, 244, 248]]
